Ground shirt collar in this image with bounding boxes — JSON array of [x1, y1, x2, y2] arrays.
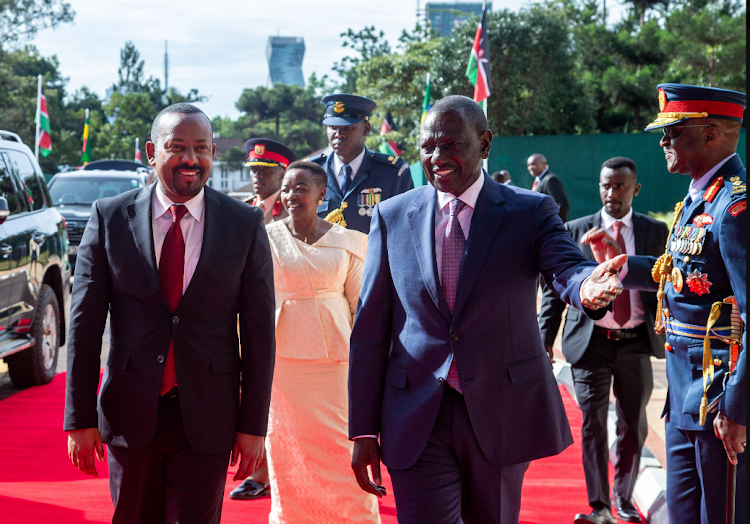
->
[[333, 147, 367, 177], [153, 184, 205, 222], [688, 153, 736, 202], [600, 206, 633, 230], [436, 172, 485, 212], [536, 168, 549, 181], [260, 189, 281, 213]]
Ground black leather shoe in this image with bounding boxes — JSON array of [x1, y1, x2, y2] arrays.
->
[[229, 479, 270, 500], [573, 507, 617, 524], [615, 496, 642, 522]]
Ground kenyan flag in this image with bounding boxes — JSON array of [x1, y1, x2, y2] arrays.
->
[[378, 111, 403, 157], [36, 91, 52, 157], [465, 8, 491, 103], [81, 108, 91, 164]]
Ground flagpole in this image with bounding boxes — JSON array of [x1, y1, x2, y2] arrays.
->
[[135, 137, 140, 162], [482, 98, 488, 172], [35, 74, 42, 161]]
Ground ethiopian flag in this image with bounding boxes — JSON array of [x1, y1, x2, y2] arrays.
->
[[81, 108, 91, 164], [36, 91, 52, 157], [420, 73, 432, 127], [466, 8, 491, 103]]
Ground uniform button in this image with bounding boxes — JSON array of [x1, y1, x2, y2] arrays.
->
[[683, 256, 690, 263], [663, 309, 670, 318], [438, 377, 446, 385], [713, 358, 722, 366], [664, 343, 673, 352], [172, 316, 179, 324], [157, 354, 165, 364], [450, 333, 459, 342]]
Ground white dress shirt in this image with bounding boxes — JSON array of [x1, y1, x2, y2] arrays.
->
[[152, 185, 206, 294], [435, 174, 485, 283], [332, 148, 366, 191], [594, 207, 645, 329], [688, 153, 736, 203]]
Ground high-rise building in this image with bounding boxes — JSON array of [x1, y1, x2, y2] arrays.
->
[[425, 2, 491, 37], [266, 36, 305, 87]]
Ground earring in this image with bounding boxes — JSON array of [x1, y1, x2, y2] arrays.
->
[[318, 199, 323, 205]]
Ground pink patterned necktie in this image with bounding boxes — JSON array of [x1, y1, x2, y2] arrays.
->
[[611, 221, 631, 327], [443, 198, 467, 393]]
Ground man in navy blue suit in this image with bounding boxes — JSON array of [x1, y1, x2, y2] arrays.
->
[[348, 95, 629, 523]]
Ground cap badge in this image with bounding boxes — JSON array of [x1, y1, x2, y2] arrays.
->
[[254, 144, 266, 156], [333, 101, 345, 114], [658, 89, 666, 112]]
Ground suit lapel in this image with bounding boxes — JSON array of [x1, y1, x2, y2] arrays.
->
[[181, 187, 227, 305], [407, 187, 450, 322], [452, 174, 506, 319], [345, 149, 371, 199], [633, 212, 647, 256], [127, 184, 169, 310]]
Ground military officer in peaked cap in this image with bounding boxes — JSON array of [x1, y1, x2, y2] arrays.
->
[[307, 93, 414, 233], [243, 138, 296, 225], [583, 83, 746, 523]]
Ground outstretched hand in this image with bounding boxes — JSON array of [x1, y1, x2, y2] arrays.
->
[[581, 227, 623, 264], [580, 254, 628, 310], [351, 437, 387, 498]]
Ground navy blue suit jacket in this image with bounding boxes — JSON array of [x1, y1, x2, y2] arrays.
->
[[349, 173, 604, 470]]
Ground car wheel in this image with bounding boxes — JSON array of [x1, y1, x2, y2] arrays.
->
[[6, 284, 60, 387]]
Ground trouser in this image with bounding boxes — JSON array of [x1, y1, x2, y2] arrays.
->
[[571, 330, 653, 509], [388, 386, 529, 524], [107, 394, 230, 524]]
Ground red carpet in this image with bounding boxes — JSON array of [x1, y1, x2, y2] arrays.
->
[[0, 373, 617, 523]]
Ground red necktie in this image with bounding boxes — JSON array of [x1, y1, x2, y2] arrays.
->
[[443, 199, 467, 393], [159, 205, 188, 396], [611, 221, 631, 327], [532, 178, 539, 191]]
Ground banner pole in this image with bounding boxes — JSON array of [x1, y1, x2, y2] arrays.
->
[[482, 98, 488, 172], [35, 75, 42, 161]]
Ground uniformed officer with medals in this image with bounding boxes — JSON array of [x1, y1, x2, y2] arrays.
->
[[582, 84, 746, 523], [243, 138, 296, 225], [307, 93, 414, 233]]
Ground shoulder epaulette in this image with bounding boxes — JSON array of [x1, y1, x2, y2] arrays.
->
[[371, 151, 405, 166], [305, 153, 326, 164], [726, 174, 746, 199]]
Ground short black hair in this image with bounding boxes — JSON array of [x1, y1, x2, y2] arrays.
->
[[491, 171, 504, 181], [601, 156, 637, 177], [426, 95, 489, 136], [150, 103, 211, 143], [286, 161, 328, 188]]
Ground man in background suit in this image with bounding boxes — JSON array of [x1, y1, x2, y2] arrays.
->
[[539, 157, 669, 524], [349, 95, 628, 523], [528, 153, 570, 221], [65, 104, 276, 523], [242, 138, 294, 225]]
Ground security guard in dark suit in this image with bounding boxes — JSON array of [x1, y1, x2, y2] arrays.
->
[[308, 93, 414, 233], [583, 84, 746, 524]]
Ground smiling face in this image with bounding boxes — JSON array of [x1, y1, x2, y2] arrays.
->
[[280, 168, 327, 220], [526, 155, 547, 178], [419, 109, 491, 196], [599, 167, 641, 219], [251, 165, 285, 200], [146, 112, 215, 203], [326, 120, 370, 164]]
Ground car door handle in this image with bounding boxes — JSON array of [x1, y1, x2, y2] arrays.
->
[[0, 244, 12, 257], [33, 233, 46, 245]]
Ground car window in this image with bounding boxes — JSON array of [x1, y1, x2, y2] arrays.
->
[[48, 176, 144, 206], [5, 149, 44, 211], [0, 153, 23, 216]]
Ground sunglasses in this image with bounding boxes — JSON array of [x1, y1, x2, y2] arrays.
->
[[662, 125, 715, 140]]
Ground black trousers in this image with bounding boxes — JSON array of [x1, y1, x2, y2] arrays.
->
[[571, 330, 653, 509], [389, 386, 529, 524], [107, 395, 231, 524]]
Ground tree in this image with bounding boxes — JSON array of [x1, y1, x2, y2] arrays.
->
[[332, 26, 392, 93], [0, 0, 74, 47]]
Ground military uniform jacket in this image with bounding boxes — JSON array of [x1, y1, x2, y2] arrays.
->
[[310, 148, 414, 234], [244, 193, 288, 225], [624, 155, 746, 431]]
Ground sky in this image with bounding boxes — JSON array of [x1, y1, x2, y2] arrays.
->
[[29, 0, 628, 120]]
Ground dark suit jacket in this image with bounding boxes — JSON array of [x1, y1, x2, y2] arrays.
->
[[349, 173, 606, 470], [64, 184, 276, 455], [535, 171, 570, 222], [538, 211, 668, 365]]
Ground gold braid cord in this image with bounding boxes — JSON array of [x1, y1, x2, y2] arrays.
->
[[652, 201, 685, 334], [324, 202, 348, 227]]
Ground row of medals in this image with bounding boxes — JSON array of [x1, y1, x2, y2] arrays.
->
[[668, 225, 707, 293]]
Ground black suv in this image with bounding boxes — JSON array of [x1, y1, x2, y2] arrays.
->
[[0, 131, 70, 387]]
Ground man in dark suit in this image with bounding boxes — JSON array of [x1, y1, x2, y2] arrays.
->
[[539, 156, 669, 524], [528, 153, 570, 221], [349, 95, 628, 523], [308, 93, 414, 233], [64, 103, 276, 523]]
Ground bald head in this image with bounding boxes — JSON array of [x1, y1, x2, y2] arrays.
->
[[527, 153, 548, 178]]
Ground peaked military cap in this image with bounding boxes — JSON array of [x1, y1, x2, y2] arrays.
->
[[321, 93, 377, 126], [645, 83, 746, 131], [244, 138, 296, 168]]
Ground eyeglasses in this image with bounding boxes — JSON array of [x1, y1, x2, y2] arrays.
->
[[662, 125, 714, 140]]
